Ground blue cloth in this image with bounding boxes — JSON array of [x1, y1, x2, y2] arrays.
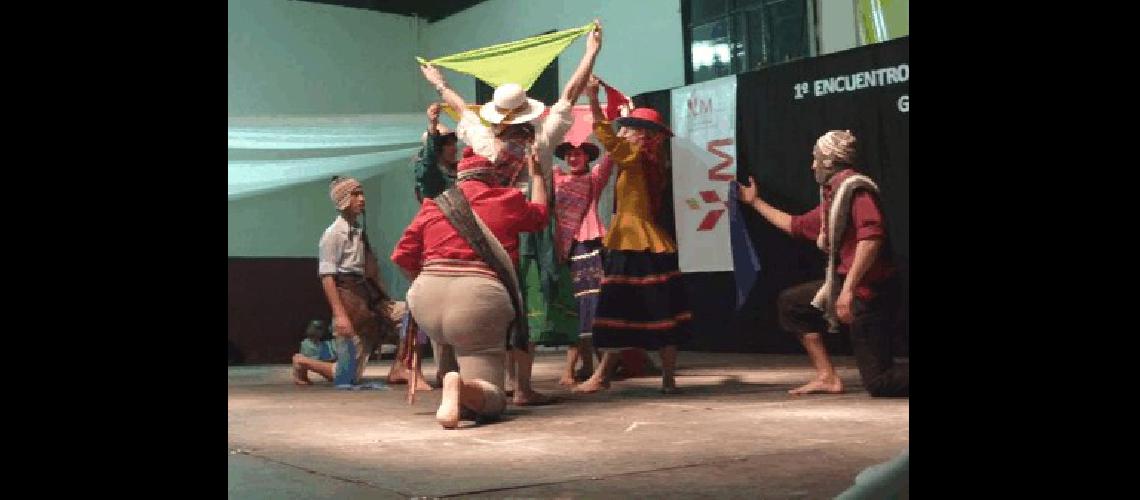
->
[[316, 340, 336, 361], [334, 382, 389, 391], [728, 181, 761, 310], [333, 337, 359, 386], [332, 335, 386, 390]]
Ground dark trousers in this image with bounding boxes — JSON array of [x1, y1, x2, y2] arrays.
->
[[777, 277, 909, 397]]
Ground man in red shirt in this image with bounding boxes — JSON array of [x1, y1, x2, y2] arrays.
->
[[737, 130, 908, 397]]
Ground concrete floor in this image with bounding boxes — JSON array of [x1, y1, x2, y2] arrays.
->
[[228, 352, 909, 499]]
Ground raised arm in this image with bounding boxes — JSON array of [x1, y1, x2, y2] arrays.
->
[[561, 20, 603, 104], [420, 64, 468, 120], [737, 176, 793, 234]]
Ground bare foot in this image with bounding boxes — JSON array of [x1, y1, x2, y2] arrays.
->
[[436, 372, 461, 429], [788, 376, 844, 395], [571, 378, 610, 394], [558, 373, 576, 386], [575, 367, 593, 382], [387, 366, 409, 385], [414, 374, 434, 391], [513, 389, 560, 406], [292, 355, 312, 385]]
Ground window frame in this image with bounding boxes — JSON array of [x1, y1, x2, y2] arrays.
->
[[682, 0, 818, 84]]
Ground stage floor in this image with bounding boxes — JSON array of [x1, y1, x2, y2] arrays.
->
[[229, 352, 908, 499]]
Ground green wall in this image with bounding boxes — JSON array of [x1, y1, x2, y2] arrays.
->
[[228, 0, 424, 116]]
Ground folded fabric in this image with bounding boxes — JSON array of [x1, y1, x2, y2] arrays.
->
[[728, 180, 761, 310]]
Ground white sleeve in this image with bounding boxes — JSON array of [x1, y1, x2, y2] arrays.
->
[[534, 99, 574, 176], [534, 99, 573, 156], [456, 110, 498, 161], [317, 230, 342, 275]]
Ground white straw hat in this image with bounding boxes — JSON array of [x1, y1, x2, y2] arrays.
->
[[479, 83, 546, 124]]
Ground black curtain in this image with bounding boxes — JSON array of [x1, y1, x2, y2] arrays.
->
[[476, 35, 559, 105]]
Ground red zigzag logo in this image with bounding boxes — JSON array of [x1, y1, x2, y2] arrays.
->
[[694, 138, 735, 231], [696, 190, 724, 231]]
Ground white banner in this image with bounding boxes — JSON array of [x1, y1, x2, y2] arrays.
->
[[670, 75, 737, 273]]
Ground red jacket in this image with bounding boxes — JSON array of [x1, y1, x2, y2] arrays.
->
[[789, 169, 894, 299], [391, 180, 549, 275]]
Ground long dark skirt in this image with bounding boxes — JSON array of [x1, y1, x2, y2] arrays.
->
[[591, 250, 692, 350]]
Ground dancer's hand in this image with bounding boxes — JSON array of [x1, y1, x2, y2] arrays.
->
[[836, 288, 854, 324], [427, 102, 441, 124], [585, 75, 600, 97], [333, 314, 356, 338], [527, 151, 542, 178], [738, 176, 759, 205], [420, 63, 446, 88], [586, 19, 602, 53]]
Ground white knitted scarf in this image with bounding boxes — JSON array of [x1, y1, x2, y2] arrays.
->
[[811, 173, 879, 333]]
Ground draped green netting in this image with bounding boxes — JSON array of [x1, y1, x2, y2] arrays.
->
[[229, 149, 419, 200], [228, 113, 426, 200], [228, 113, 426, 150]]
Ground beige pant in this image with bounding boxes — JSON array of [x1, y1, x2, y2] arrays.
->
[[431, 341, 459, 377], [407, 274, 512, 417]]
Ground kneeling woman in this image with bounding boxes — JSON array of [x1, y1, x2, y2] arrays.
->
[[392, 148, 550, 428]]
